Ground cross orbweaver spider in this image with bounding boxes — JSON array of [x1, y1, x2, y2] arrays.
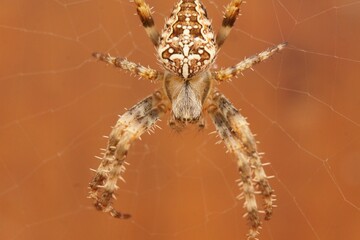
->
[[89, 0, 286, 239]]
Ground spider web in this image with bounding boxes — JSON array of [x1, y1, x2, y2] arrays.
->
[[0, 0, 359, 239]]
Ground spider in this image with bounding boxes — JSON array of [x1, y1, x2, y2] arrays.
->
[[89, 0, 286, 239]]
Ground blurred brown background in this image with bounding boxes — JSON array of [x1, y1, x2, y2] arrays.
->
[[1, 0, 360, 240]]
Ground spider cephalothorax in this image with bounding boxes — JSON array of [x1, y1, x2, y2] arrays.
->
[[89, 0, 286, 239]]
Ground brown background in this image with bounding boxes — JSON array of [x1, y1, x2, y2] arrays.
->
[[1, 0, 360, 240]]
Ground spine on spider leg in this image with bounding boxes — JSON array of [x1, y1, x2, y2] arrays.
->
[[237, 43, 287, 73], [133, 0, 160, 46], [216, 0, 244, 47], [250, 155, 275, 220], [88, 91, 167, 218], [208, 92, 278, 239], [208, 105, 261, 239], [92, 52, 161, 81], [214, 43, 287, 81], [216, 94, 276, 221]]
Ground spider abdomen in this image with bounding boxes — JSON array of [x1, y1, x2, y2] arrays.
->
[[157, 0, 217, 79]]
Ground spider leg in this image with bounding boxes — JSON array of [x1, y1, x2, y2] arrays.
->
[[133, 0, 160, 47], [207, 91, 275, 239], [213, 43, 286, 82], [92, 52, 162, 82], [216, 0, 244, 47], [89, 90, 169, 218]]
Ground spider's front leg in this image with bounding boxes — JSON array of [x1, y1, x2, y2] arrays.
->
[[89, 90, 169, 218], [213, 43, 287, 82], [207, 91, 275, 239]]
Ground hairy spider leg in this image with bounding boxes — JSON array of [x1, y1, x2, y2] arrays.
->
[[92, 52, 162, 82], [207, 91, 275, 240], [89, 91, 169, 218], [213, 43, 287, 82], [134, 0, 160, 46], [216, 0, 245, 47]]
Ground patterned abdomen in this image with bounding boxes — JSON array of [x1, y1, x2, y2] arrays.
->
[[158, 0, 217, 79]]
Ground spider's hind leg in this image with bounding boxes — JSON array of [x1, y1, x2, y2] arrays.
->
[[134, 0, 160, 46], [207, 91, 275, 239], [216, 0, 244, 47]]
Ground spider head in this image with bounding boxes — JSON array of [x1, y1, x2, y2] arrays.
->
[[164, 71, 212, 124], [157, 0, 217, 79]]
